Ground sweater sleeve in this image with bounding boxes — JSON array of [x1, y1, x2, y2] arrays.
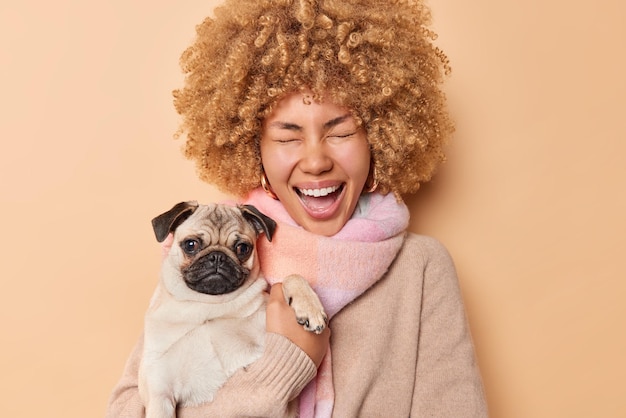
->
[[105, 332, 316, 418], [411, 238, 488, 417]]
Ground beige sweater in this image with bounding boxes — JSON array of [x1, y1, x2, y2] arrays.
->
[[106, 234, 487, 417]]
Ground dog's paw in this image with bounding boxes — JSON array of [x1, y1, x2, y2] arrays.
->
[[294, 302, 328, 334], [282, 275, 328, 334]]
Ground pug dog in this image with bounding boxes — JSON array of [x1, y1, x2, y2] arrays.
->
[[138, 201, 327, 418]]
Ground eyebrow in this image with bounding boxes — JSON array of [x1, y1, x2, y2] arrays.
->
[[268, 114, 352, 131], [324, 114, 352, 129], [268, 121, 302, 131]]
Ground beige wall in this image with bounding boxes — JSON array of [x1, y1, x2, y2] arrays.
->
[[1, 0, 624, 417]]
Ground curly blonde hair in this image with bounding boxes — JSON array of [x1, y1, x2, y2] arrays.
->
[[174, 0, 453, 197]]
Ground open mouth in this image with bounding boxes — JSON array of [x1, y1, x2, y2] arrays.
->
[[295, 184, 345, 213]]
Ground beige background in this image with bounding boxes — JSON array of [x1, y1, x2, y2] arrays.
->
[[1, 0, 624, 417]]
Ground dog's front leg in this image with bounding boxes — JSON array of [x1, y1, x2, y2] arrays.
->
[[282, 274, 327, 334], [140, 369, 176, 418], [144, 393, 176, 418]]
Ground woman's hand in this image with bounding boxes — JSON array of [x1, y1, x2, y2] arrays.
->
[[266, 283, 330, 367]]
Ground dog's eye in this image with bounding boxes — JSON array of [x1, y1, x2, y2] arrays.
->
[[235, 242, 252, 261], [182, 239, 201, 255]]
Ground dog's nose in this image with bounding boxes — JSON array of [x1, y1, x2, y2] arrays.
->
[[208, 251, 226, 265]]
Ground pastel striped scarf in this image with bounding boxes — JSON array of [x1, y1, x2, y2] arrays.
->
[[244, 187, 409, 418]]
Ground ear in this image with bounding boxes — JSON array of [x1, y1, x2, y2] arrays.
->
[[239, 204, 277, 242], [151, 201, 199, 242]]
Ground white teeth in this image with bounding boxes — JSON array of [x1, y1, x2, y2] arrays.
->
[[298, 185, 340, 197]]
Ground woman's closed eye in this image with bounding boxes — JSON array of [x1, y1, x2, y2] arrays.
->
[[274, 137, 301, 144], [326, 131, 358, 143], [329, 131, 356, 138]]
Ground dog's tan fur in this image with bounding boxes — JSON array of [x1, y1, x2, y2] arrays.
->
[[138, 203, 326, 418]]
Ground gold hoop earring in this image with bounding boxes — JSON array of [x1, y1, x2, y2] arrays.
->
[[260, 171, 278, 200], [365, 167, 379, 193]]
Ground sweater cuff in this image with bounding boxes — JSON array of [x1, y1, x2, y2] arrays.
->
[[244, 332, 318, 402]]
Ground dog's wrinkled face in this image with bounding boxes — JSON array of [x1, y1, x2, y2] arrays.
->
[[153, 203, 275, 302], [178, 205, 260, 295]]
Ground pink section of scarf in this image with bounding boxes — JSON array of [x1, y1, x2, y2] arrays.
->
[[244, 188, 408, 417]]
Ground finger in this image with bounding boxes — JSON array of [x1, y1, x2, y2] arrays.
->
[[268, 283, 285, 302]]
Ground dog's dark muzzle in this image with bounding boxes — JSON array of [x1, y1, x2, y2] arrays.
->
[[182, 250, 249, 295]]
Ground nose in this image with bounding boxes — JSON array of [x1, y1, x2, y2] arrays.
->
[[208, 251, 226, 266], [299, 141, 333, 175]]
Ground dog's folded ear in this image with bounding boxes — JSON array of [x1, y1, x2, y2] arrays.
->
[[151, 201, 199, 242], [239, 205, 277, 242]]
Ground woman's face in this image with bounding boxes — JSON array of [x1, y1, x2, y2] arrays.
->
[[260, 91, 371, 236]]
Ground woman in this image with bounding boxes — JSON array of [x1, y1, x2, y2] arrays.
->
[[106, 0, 487, 416]]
